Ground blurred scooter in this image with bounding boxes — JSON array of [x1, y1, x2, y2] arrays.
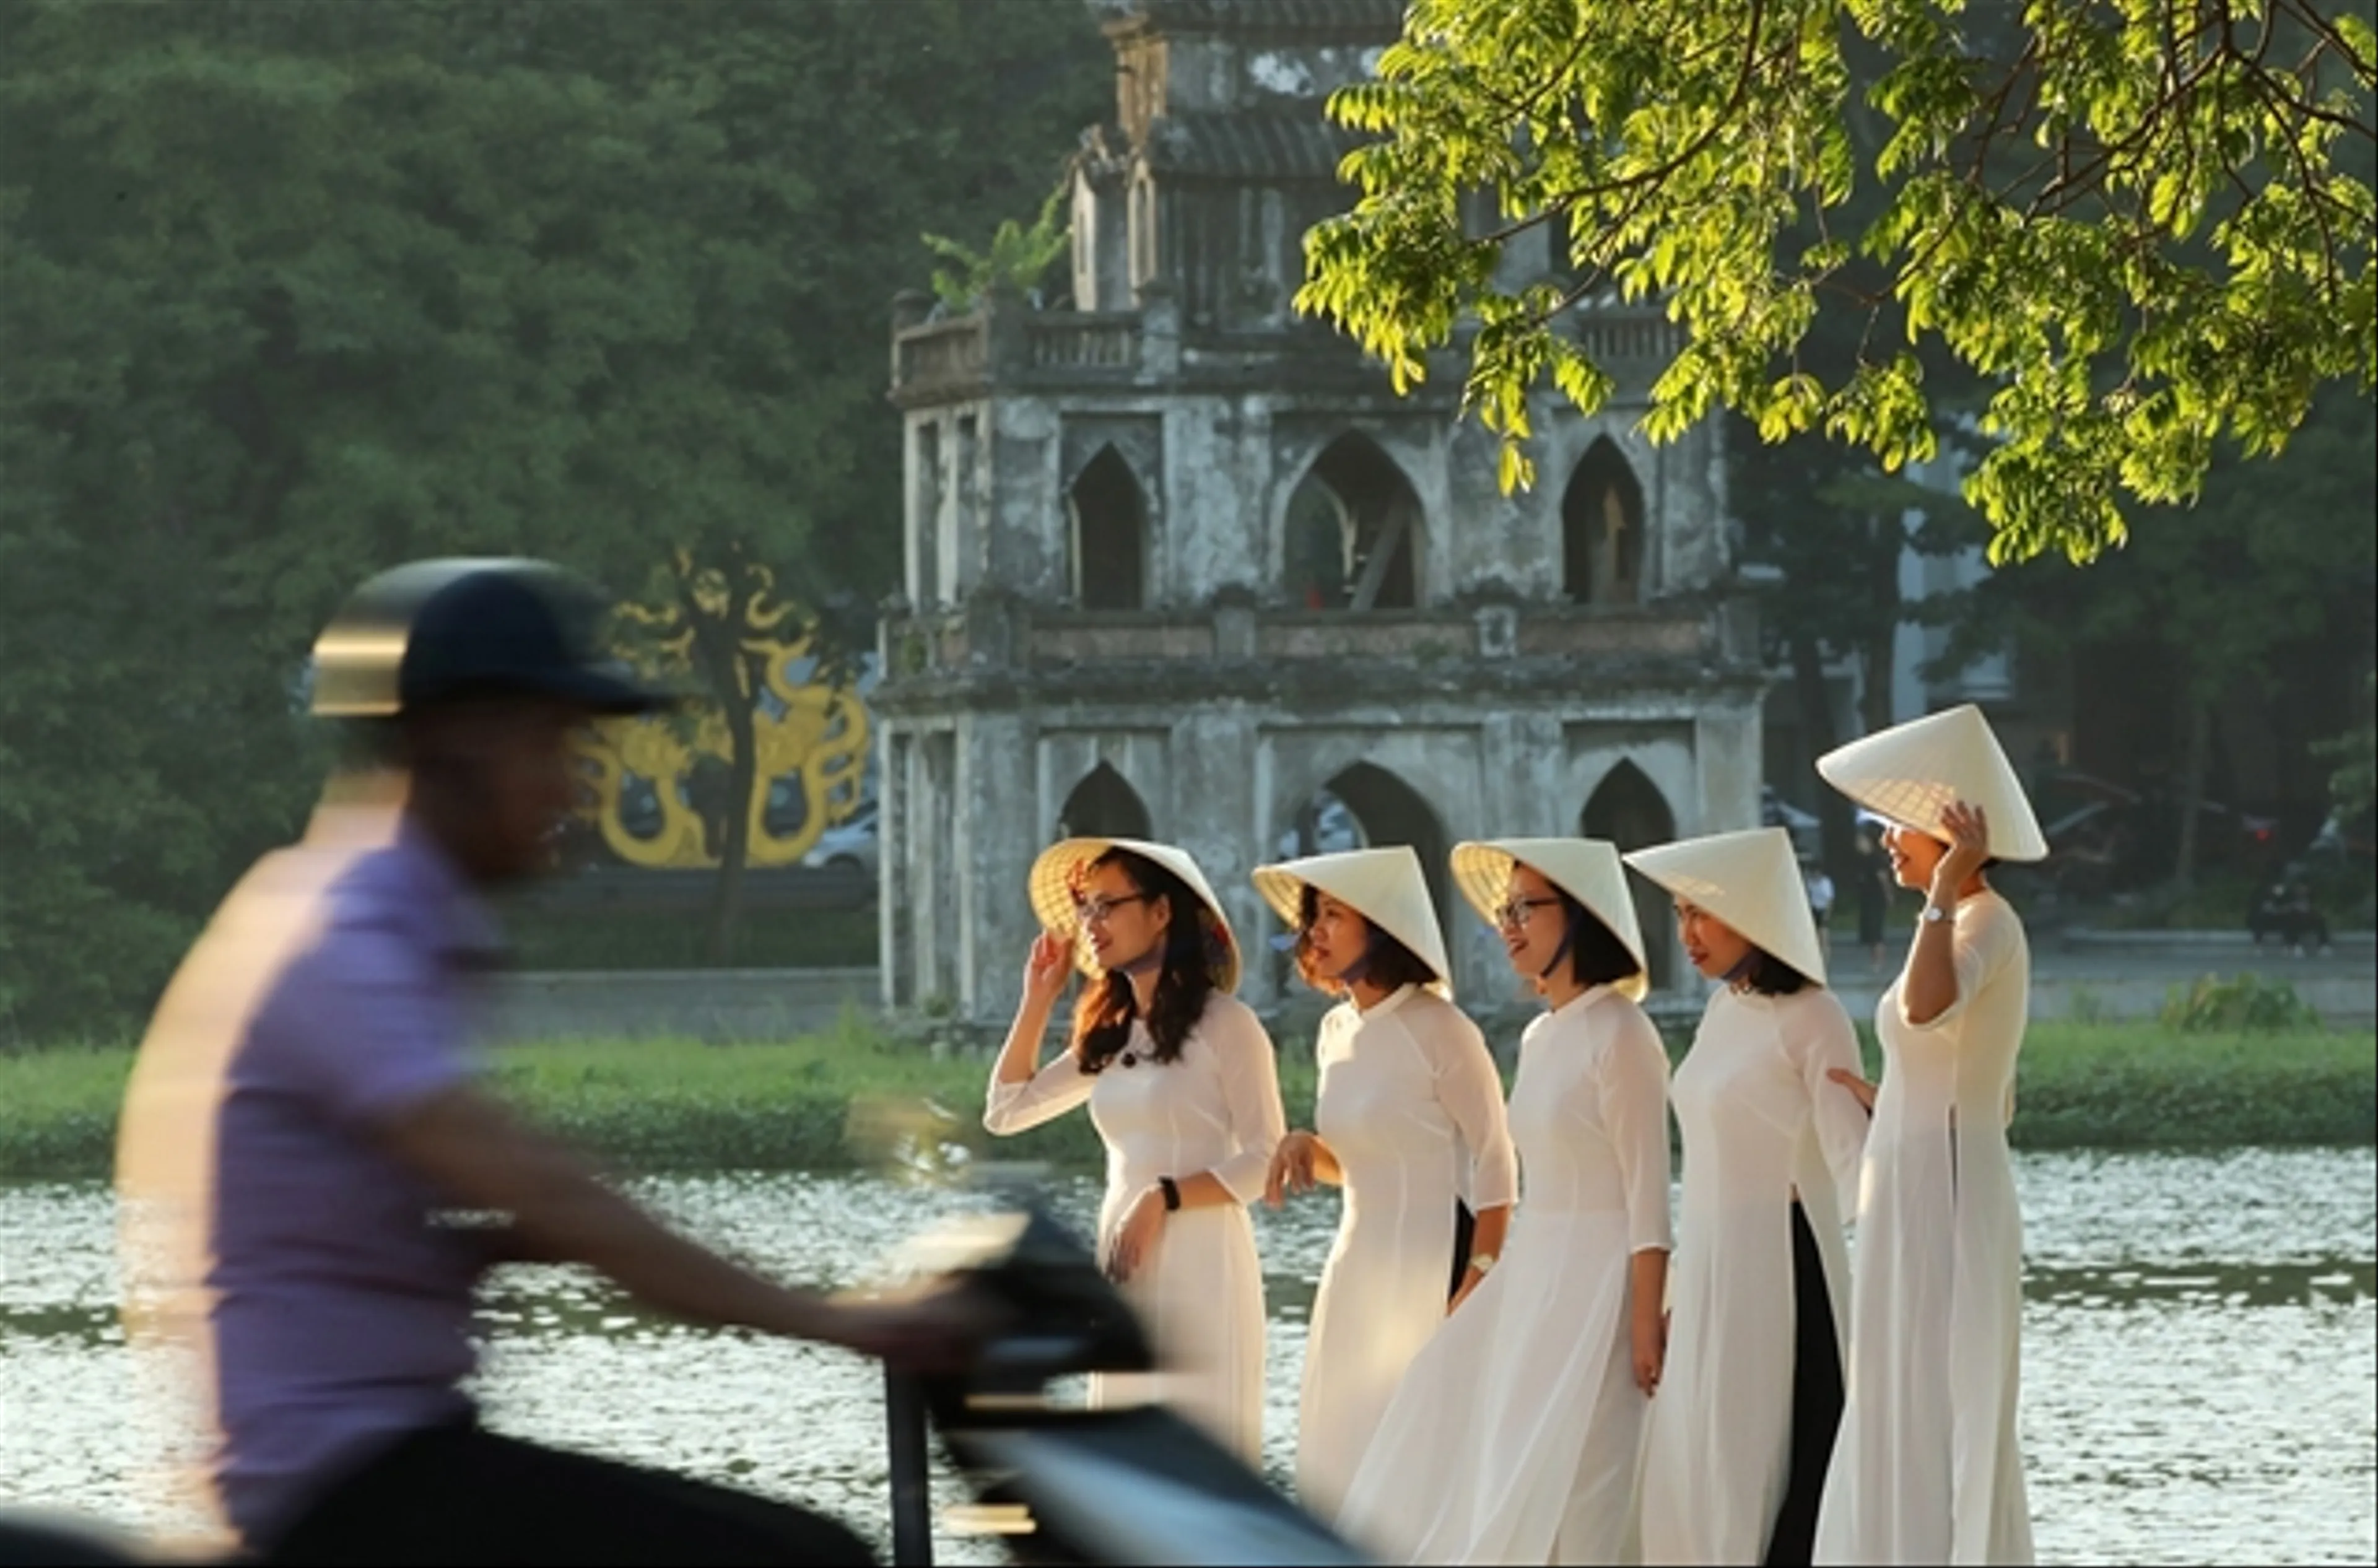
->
[[1, 1198, 1367, 1568]]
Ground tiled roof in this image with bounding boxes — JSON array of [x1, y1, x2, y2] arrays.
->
[[1143, 111, 1367, 180], [1093, 0, 1407, 40]]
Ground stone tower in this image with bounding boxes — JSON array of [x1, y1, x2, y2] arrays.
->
[[875, 0, 1765, 1031]]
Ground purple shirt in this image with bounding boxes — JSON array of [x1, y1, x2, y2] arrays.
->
[[131, 821, 499, 1545]]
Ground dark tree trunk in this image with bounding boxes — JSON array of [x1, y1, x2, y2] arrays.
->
[[706, 676, 759, 967], [1860, 515, 1901, 741], [677, 560, 763, 969], [2173, 694, 2213, 894], [1791, 632, 1859, 886]]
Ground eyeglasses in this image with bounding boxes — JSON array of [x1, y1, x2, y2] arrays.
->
[[1075, 892, 1152, 927], [1493, 896, 1562, 930]]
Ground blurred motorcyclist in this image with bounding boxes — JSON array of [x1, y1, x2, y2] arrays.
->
[[116, 561, 975, 1567]]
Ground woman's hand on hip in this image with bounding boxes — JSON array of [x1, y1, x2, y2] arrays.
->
[[1826, 1066, 1877, 1116], [1263, 1130, 1326, 1205], [1104, 1185, 1167, 1284]]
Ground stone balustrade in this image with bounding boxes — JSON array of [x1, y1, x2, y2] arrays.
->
[[892, 307, 1149, 403], [892, 295, 1680, 406], [879, 598, 1733, 682]]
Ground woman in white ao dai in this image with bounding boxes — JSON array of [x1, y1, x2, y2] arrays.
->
[[983, 838, 1286, 1462], [1813, 706, 2044, 1566], [1626, 828, 1866, 1567], [1335, 839, 1670, 1566], [1254, 847, 1517, 1522]]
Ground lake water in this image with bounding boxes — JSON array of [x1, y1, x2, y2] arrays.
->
[[4, 1148, 2372, 1564]]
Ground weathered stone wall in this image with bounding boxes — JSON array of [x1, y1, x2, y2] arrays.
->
[[878, 670, 1762, 1019], [876, 0, 1769, 1029]]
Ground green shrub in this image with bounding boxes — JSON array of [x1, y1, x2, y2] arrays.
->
[[501, 906, 878, 970], [2008, 1022, 2373, 1148], [5, 1019, 2369, 1180], [2159, 972, 2326, 1033]]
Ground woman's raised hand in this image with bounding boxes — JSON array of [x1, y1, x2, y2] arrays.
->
[[1934, 798, 1992, 892], [1022, 929, 1074, 1009]]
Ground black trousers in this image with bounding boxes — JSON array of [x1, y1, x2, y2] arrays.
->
[[1448, 1197, 1475, 1300], [265, 1418, 876, 1567], [1762, 1201, 1846, 1568]]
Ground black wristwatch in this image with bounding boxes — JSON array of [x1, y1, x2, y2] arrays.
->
[[1158, 1175, 1182, 1213]]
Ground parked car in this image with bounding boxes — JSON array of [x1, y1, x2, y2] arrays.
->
[[1761, 786, 1823, 858], [2307, 806, 2376, 866], [802, 801, 879, 881]]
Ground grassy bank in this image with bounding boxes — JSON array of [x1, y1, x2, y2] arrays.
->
[[3, 1019, 2369, 1182]]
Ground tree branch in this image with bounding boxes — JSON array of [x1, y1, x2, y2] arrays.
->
[[2276, 0, 2377, 85], [1494, 0, 1773, 219]]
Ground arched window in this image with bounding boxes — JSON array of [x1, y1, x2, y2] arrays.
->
[[1283, 475, 1351, 610], [1069, 446, 1147, 610], [1580, 760, 1678, 989], [1562, 438, 1645, 606], [1283, 433, 1424, 611], [1272, 762, 1452, 987], [1055, 761, 1152, 842]]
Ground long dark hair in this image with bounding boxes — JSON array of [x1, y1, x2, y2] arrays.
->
[[1070, 848, 1224, 1073], [1735, 946, 1811, 995], [1549, 889, 1645, 991], [1294, 884, 1435, 995]]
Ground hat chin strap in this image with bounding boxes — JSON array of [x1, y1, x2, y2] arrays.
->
[[1720, 947, 1761, 988], [1536, 913, 1580, 984]]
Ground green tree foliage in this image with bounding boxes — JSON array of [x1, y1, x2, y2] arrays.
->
[[0, 0, 1107, 1040], [1735, 412, 1987, 877], [1297, 0, 2376, 563], [1946, 387, 2376, 884]]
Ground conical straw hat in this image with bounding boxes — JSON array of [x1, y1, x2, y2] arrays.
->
[[1027, 837, 1240, 993], [1449, 838, 1648, 1003], [1623, 827, 1829, 987], [1251, 845, 1452, 998], [1816, 703, 2048, 863]]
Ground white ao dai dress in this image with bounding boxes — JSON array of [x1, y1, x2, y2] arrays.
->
[[1336, 985, 1673, 1566], [1815, 891, 2034, 1565], [1637, 984, 1867, 1564], [1296, 984, 1518, 1521], [983, 994, 1287, 1461]]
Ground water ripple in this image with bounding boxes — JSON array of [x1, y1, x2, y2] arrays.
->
[[4, 1148, 2371, 1564]]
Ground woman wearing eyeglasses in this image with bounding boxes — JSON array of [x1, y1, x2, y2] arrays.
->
[[983, 836, 1287, 1462], [1250, 847, 1515, 1524], [1622, 827, 1866, 1568], [1335, 838, 1668, 1566]]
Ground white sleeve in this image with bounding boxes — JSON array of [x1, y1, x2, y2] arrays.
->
[[983, 1048, 1095, 1135], [1425, 1011, 1516, 1212], [1894, 897, 2017, 1033], [1201, 1001, 1289, 1204], [1598, 1008, 1675, 1255], [1784, 991, 1870, 1207]]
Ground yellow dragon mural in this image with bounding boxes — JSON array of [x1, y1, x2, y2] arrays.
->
[[568, 559, 871, 871]]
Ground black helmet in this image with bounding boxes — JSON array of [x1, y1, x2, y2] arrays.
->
[[309, 558, 666, 719]]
